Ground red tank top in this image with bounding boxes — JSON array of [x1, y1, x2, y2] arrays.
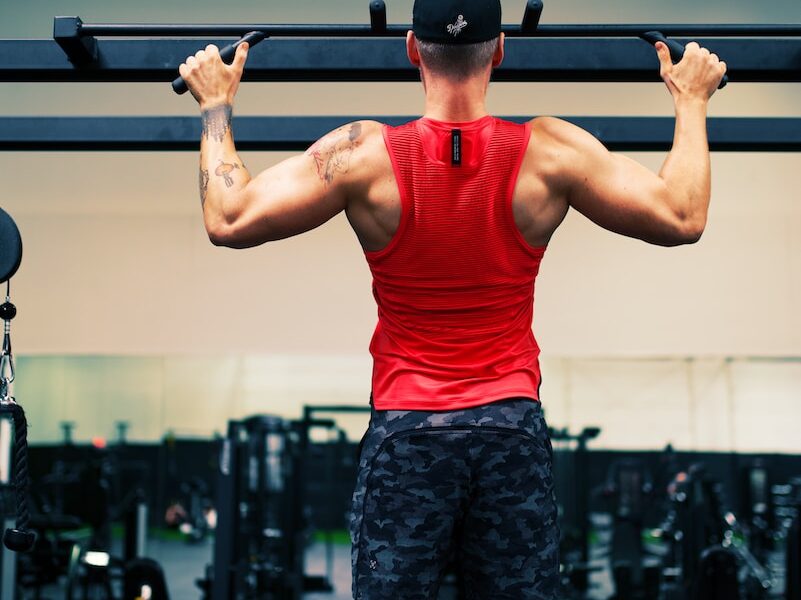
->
[[365, 115, 546, 411]]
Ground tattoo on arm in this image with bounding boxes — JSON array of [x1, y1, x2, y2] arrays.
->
[[215, 159, 241, 188], [201, 104, 233, 143], [199, 168, 210, 205], [306, 122, 363, 186]]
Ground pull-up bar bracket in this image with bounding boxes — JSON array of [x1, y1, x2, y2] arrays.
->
[[53, 16, 97, 65]]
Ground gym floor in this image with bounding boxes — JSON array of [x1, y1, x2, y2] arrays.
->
[[131, 535, 615, 599], [149, 534, 616, 600]]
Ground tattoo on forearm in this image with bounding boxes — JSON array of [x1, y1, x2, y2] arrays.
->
[[215, 159, 241, 188], [199, 168, 209, 205], [306, 122, 363, 186], [201, 104, 233, 143]]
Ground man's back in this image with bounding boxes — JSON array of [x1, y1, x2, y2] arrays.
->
[[362, 116, 547, 410]]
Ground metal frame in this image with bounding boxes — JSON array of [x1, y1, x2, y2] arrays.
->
[[1, 116, 800, 152], [2, 37, 799, 83], [1, 12, 799, 152]]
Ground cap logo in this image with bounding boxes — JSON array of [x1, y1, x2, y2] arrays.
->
[[446, 14, 468, 37]]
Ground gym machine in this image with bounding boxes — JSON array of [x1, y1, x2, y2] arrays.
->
[[549, 425, 602, 597], [201, 407, 372, 600], [601, 458, 661, 600], [656, 463, 773, 600], [201, 415, 306, 600], [0, 207, 36, 600]]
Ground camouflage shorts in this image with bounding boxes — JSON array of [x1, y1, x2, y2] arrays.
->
[[349, 397, 559, 599]]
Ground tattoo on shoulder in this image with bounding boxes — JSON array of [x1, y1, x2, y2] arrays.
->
[[306, 122, 363, 186], [199, 168, 210, 205], [201, 104, 233, 143]]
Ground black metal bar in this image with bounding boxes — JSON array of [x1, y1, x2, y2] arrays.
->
[[2, 38, 799, 82], [369, 1, 387, 35], [521, 1, 545, 36], [0, 116, 799, 152], [73, 21, 801, 38]]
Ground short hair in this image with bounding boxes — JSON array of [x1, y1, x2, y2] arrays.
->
[[416, 37, 499, 80]]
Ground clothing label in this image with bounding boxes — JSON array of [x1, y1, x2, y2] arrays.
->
[[452, 129, 462, 166]]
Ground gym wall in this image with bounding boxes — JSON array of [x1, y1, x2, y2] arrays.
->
[[1, 0, 800, 450]]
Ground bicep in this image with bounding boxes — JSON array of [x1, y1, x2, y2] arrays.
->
[[555, 120, 684, 246], [228, 153, 346, 248], [214, 121, 371, 249]]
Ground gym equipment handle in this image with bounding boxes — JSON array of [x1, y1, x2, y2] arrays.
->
[[172, 31, 267, 95], [641, 31, 728, 89]]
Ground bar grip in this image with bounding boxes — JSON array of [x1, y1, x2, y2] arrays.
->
[[369, 0, 387, 34], [521, 0, 544, 35], [641, 30, 728, 89], [172, 30, 267, 95]]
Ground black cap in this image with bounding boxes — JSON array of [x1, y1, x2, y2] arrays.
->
[[413, 0, 502, 45]]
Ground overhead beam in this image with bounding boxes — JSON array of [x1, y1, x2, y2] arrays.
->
[[0, 38, 799, 83], [1, 116, 799, 152]]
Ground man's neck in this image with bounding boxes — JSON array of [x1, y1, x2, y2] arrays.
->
[[421, 73, 490, 122]]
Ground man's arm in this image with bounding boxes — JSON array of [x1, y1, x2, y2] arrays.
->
[[179, 43, 367, 249], [542, 41, 727, 247]]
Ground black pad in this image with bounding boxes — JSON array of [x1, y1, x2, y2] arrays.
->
[[0, 208, 22, 284]]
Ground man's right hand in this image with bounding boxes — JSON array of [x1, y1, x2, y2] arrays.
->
[[655, 41, 727, 103], [179, 43, 249, 110]]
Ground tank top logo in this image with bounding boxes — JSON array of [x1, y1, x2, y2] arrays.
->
[[447, 15, 468, 37]]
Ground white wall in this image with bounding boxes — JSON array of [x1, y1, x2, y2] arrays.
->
[[3, 148, 800, 357], [13, 355, 801, 454]]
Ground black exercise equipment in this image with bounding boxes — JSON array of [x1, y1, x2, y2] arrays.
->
[[169, 2, 729, 95], [657, 463, 774, 600], [602, 458, 660, 600], [0, 209, 21, 285], [173, 477, 211, 543], [3, 9, 798, 87], [203, 415, 304, 600], [0, 216, 34, 555], [550, 426, 602, 597], [738, 458, 774, 562], [641, 31, 728, 88], [521, 0, 544, 36], [788, 510, 801, 600], [201, 406, 372, 600], [171, 30, 267, 95], [0, 2, 798, 152], [5, 116, 801, 153], [64, 489, 157, 600]]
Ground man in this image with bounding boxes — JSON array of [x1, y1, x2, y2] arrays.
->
[[179, 0, 726, 597]]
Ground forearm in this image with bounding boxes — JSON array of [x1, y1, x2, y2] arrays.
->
[[658, 98, 711, 231], [199, 103, 252, 237]]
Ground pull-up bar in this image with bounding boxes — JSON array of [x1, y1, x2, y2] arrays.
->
[[62, 21, 801, 39], [0, 0, 796, 85]]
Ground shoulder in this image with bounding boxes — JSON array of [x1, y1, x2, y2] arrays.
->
[[305, 120, 382, 157], [304, 120, 388, 188], [528, 116, 597, 150], [524, 116, 607, 181], [306, 120, 386, 161]]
